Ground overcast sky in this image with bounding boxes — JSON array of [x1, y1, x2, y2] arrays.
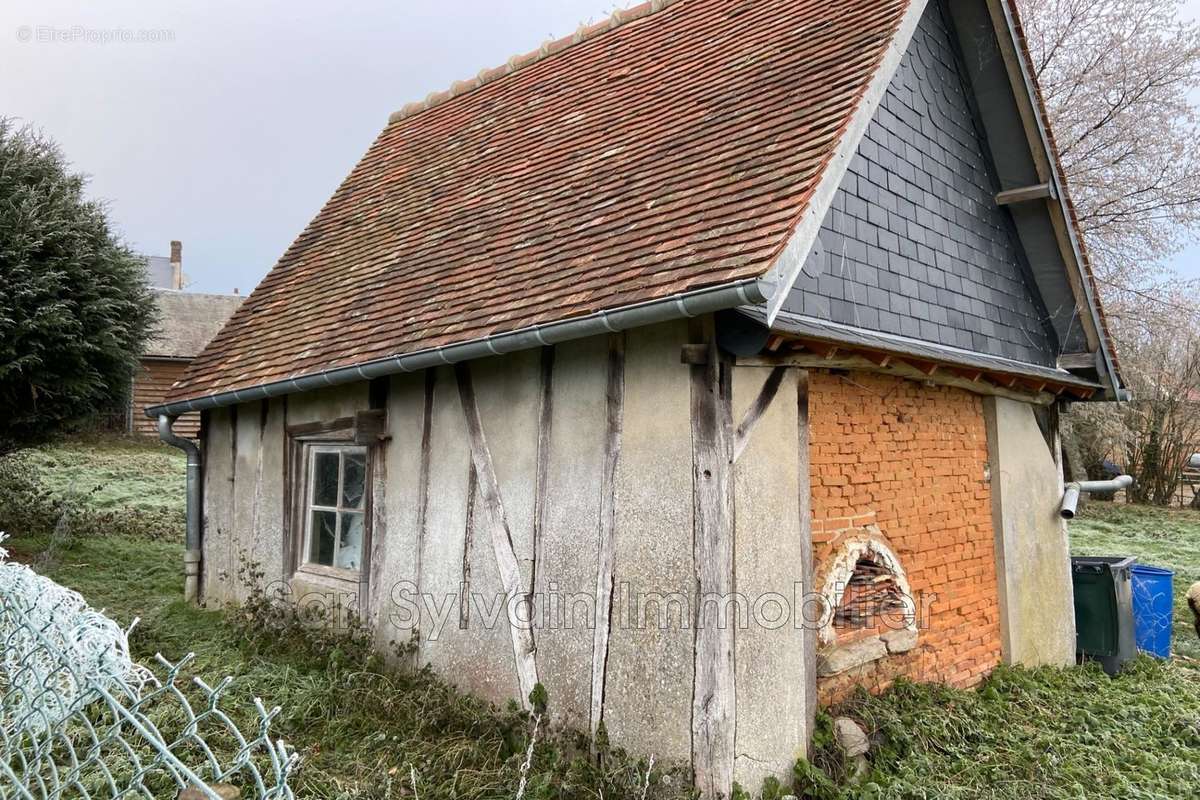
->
[[2, 0, 1199, 296]]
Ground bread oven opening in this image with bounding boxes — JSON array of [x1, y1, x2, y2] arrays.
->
[[816, 529, 919, 677], [832, 552, 909, 642]]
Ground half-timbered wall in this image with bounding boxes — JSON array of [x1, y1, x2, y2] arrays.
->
[[199, 320, 813, 790]]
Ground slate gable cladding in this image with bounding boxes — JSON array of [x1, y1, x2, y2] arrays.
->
[[783, 1, 1057, 367]]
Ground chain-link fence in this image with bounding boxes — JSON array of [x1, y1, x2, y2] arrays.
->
[[0, 537, 298, 799]]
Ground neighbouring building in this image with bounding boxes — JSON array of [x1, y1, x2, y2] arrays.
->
[[132, 241, 243, 437], [147, 0, 1124, 794]]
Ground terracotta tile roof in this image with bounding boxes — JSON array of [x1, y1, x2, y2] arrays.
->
[[166, 0, 911, 402]]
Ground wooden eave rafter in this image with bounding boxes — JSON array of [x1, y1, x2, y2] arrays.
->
[[736, 335, 1097, 405]]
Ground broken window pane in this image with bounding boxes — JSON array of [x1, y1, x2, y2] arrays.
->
[[310, 509, 336, 565], [342, 452, 366, 509], [337, 511, 364, 570], [313, 451, 339, 507]]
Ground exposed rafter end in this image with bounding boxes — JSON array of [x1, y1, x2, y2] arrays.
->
[[803, 341, 839, 359], [994, 182, 1056, 206], [732, 338, 1088, 406]]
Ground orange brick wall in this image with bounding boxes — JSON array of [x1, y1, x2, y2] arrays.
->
[[809, 370, 1000, 705]]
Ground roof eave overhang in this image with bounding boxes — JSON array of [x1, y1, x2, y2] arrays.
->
[[749, 309, 1104, 403], [146, 277, 776, 418]]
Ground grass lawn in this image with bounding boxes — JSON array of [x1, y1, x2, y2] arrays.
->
[[4, 437, 1200, 799], [21, 434, 186, 515]]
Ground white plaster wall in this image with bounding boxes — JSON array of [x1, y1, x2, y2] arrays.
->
[[984, 397, 1075, 666], [368, 373, 426, 643], [201, 406, 235, 604], [461, 349, 542, 706], [285, 384, 369, 425], [414, 366, 486, 690], [534, 335, 609, 728], [731, 366, 808, 788], [603, 320, 695, 765]]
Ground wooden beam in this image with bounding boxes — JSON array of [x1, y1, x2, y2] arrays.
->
[[992, 373, 1022, 389], [804, 340, 839, 359], [1057, 352, 1097, 371], [589, 333, 625, 741], [860, 350, 892, 368], [680, 343, 709, 365], [994, 182, 1055, 206], [530, 346, 555, 616], [734, 351, 1060, 405], [982, 0, 1102, 355], [901, 357, 939, 376], [1063, 384, 1097, 400], [412, 371, 436, 616], [454, 363, 539, 707], [795, 369, 817, 756], [689, 324, 736, 798], [460, 464, 478, 629], [732, 366, 788, 463], [949, 367, 984, 383]]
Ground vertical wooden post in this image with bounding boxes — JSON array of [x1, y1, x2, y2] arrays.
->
[[412, 370, 437, 615], [795, 369, 816, 753], [690, 318, 736, 798], [531, 346, 556, 614], [589, 333, 625, 739]]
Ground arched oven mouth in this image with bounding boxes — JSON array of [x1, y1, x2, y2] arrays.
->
[[816, 526, 920, 676]]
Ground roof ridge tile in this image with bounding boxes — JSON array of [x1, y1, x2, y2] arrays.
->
[[387, 0, 676, 125]]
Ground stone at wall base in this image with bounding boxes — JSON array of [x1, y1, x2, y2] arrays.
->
[[817, 636, 887, 676], [881, 627, 918, 654], [833, 717, 870, 757]]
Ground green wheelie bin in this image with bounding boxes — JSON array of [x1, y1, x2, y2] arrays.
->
[[1071, 556, 1136, 676]]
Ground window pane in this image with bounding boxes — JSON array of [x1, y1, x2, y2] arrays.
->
[[342, 452, 366, 509], [312, 451, 339, 507], [309, 509, 337, 565], [336, 511, 364, 570]]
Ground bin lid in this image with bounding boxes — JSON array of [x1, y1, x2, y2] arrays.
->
[[1072, 556, 1136, 575]]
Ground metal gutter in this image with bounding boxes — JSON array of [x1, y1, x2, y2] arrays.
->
[[157, 414, 203, 603], [146, 277, 775, 418], [994, 0, 1123, 399]]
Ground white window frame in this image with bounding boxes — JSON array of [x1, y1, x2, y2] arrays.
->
[[300, 443, 369, 576]]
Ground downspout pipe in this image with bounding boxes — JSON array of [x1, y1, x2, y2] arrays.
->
[[158, 414, 202, 603], [1060, 475, 1133, 520]]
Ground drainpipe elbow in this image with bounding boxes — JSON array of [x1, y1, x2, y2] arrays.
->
[[1060, 474, 1133, 520]]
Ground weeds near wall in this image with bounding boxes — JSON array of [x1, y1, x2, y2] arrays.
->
[[224, 556, 690, 799], [798, 661, 1200, 799]]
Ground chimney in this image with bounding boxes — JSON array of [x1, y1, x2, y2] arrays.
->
[[170, 240, 183, 290]]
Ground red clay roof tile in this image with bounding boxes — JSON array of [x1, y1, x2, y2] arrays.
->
[[167, 0, 913, 402]]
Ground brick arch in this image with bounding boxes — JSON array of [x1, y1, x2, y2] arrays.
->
[[815, 525, 916, 647]]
